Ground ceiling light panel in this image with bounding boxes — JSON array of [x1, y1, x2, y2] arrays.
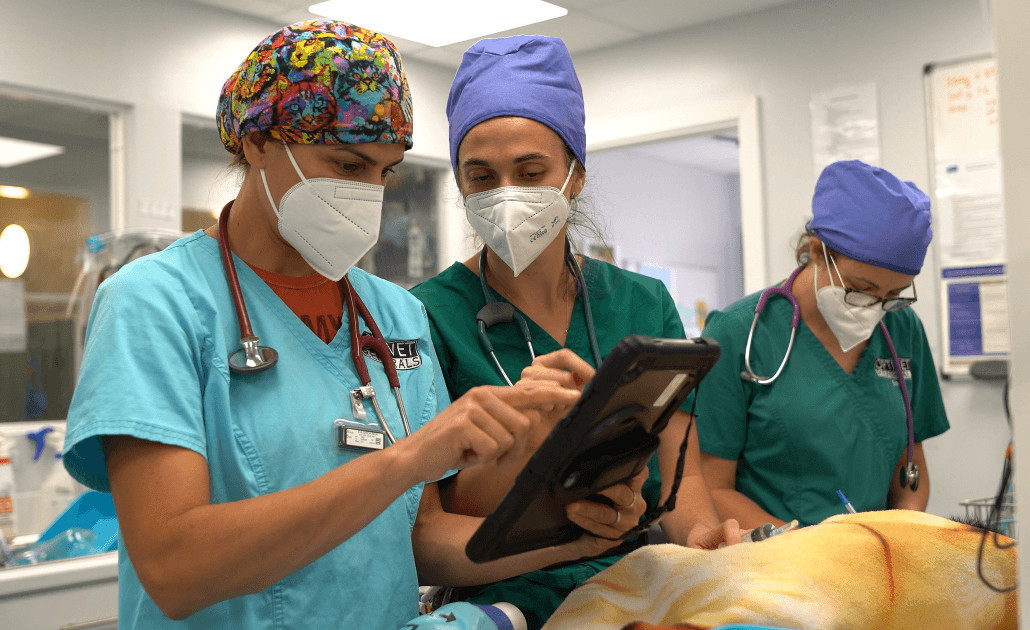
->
[[308, 0, 568, 47], [0, 136, 65, 168]]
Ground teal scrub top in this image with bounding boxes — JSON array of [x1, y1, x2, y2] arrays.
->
[[693, 287, 950, 527], [410, 258, 688, 617], [64, 231, 451, 630]]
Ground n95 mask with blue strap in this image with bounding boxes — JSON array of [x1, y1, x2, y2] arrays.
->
[[464, 160, 577, 277], [261, 142, 383, 281]]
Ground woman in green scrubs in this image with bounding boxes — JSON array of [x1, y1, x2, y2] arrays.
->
[[696, 160, 950, 529], [410, 35, 739, 630]]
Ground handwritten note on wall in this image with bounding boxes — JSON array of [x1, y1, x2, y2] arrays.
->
[[931, 59, 999, 159]]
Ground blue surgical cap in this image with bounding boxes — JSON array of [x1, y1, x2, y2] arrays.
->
[[809, 160, 932, 276], [446, 35, 586, 171]]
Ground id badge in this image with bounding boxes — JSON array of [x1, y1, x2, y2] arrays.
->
[[334, 419, 386, 451]]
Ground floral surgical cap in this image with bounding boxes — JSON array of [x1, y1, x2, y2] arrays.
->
[[217, 20, 413, 154]]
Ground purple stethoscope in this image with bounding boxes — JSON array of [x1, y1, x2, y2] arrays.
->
[[739, 265, 919, 492]]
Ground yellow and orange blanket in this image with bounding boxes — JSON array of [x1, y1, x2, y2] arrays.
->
[[542, 510, 1016, 630]]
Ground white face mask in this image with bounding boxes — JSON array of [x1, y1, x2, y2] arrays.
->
[[813, 243, 885, 352], [463, 160, 577, 277], [260, 143, 383, 281]]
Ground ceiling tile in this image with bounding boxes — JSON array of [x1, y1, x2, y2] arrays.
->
[[175, 0, 802, 68], [189, 0, 286, 18], [424, 10, 642, 60], [552, 0, 618, 8], [270, 8, 322, 25], [584, 0, 800, 35], [275, 0, 322, 9]]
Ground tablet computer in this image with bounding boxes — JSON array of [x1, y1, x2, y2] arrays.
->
[[465, 335, 721, 563]]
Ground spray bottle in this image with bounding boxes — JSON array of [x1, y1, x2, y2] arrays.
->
[[0, 433, 15, 546]]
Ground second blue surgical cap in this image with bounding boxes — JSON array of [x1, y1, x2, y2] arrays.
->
[[809, 160, 932, 276], [446, 35, 586, 171]]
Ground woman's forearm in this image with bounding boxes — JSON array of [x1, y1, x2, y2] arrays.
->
[[444, 423, 551, 516], [107, 438, 423, 620], [709, 487, 786, 530], [659, 473, 722, 545]]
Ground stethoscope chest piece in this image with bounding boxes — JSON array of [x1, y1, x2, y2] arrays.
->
[[228, 337, 279, 374], [218, 205, 280, 375], [900, 461, 920, 491]]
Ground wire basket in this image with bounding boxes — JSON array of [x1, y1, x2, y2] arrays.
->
[[959, 487, 1016, 538]]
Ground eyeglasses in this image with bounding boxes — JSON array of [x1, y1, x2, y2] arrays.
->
[[829, 255, 918, 312]]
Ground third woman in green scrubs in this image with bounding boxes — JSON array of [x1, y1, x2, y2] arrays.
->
[[411, 35, 739, 630], [696, 160, 950, 529]]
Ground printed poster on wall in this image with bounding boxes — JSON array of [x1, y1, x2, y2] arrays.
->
[[810, 82, 881, 178]]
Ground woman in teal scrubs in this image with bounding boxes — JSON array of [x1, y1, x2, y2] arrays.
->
[[696, 160, 950, 529], [410, 35, 739, 630], [61, 22, 640, 630]]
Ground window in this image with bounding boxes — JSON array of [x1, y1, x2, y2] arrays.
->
[[0, 93, 113, 423]]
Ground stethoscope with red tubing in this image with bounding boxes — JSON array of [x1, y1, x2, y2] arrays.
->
[[216, 204, 411, 445], [739, 265, 919, 492]]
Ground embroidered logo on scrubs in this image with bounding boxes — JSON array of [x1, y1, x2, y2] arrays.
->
[[361, 333, 422, 370], [874, 357, 912, 384]]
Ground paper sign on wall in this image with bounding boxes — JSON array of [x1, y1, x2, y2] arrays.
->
[[810, 82, 881, 178]]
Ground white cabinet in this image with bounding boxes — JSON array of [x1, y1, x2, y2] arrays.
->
[[0, 551, 117, 630]]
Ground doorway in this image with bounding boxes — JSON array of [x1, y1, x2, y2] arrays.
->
[[587, 131, 743, 336]]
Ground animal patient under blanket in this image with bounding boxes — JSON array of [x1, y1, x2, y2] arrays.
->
[[542, 510, 1016, 630]]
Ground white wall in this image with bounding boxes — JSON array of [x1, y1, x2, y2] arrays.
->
[[182, 157, 240, 214], [572, 0, 1005, 518], [587, 148, 744, 310], [0, 0, 454, 231]]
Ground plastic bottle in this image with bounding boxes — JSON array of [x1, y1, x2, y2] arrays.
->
[[28, 426, 82, 533], [400, 601, 527, 630], [11, 527, 97, 565], [0, 434, 16, 542]]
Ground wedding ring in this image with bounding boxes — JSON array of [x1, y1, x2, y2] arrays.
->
[[611, 509, 621, 527]]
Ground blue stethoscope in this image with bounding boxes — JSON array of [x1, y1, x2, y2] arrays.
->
[[476, 245, 602, 385], [739, 265, 919, 491]]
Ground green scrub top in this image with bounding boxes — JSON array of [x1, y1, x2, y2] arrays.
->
[[410, 257, 689, 630], [693, 286, 950, 528]]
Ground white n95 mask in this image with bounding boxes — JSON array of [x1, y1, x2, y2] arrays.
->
[[813, 244, 885, 352], [464, 160, 577, 276], [261, 143, 383, 281]]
